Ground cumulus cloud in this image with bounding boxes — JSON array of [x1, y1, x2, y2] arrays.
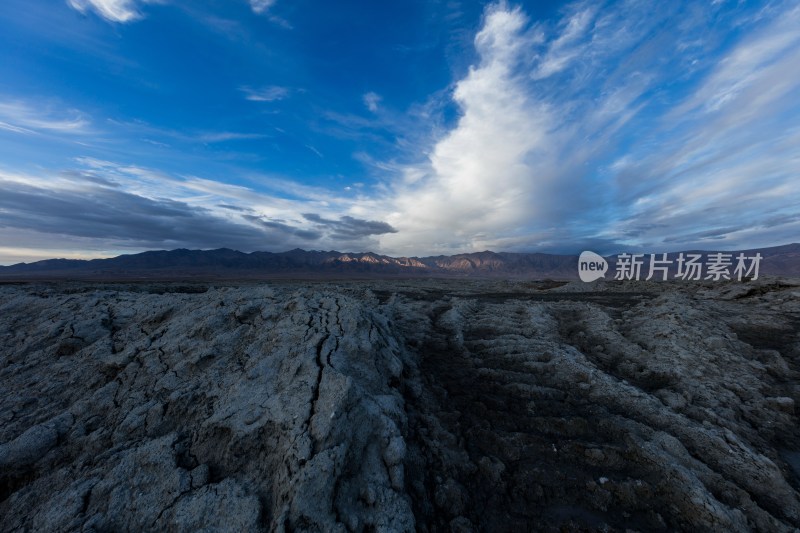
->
[[380, 4, 554, 255], [376, 0, 800, 255], [66, 0, 158, 23]]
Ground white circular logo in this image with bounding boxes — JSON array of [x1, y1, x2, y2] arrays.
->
[[578, 251, 608, 282]]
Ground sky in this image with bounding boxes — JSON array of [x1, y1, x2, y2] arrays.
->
[[0, 0, 799, 263]]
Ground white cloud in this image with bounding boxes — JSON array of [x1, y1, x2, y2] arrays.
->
[[0, 100, 91, 135], [108, 118, 268, 145], [672, 5, 800, 116], [0, 121, 36, 135], [248, 0, 276, 14], [0, 158, 396, 264], [603, 4, 800, 251], [8, 0, 800, 259], [194, 131, 266, 143], [374, 0, 800, 256], [379, 4, 549, 255], [363, 92, 382, 112], [244, 1, 291, 28], [66, 0, 158, 23], [240, 85, 289, 102], [305, 144, 323, 158], [532, 4, 596, 79]]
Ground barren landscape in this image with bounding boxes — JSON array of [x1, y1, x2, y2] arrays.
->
[[1, 278, 799, 531], [3, 0, 799, 530]]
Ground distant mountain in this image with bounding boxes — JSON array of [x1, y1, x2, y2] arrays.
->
[[1, 244, 798, 280]]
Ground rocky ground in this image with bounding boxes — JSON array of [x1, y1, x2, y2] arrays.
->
[[1, 278, 799, 532]]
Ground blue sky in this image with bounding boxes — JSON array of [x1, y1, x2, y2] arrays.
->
[[0, 0, 798, 263]]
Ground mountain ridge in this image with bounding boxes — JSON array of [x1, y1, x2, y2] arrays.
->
[[1, 243, 799, 280]]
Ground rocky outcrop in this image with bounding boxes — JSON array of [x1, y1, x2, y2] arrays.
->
[[0, 284, 413, 531], [1, 278, 799, 531]]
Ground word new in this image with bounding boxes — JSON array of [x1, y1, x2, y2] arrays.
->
[[578, 251, 763, 282]]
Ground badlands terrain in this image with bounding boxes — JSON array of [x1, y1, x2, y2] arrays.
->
[[1, 278, 800, 531]]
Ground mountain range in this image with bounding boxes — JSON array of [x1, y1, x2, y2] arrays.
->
[[1, 244, 799, 280]]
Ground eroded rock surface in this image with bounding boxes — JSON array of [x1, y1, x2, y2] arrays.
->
[[1, 279, 799, 532]]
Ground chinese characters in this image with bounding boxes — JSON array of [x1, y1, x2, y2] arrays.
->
[[613, 252, 762, 281]]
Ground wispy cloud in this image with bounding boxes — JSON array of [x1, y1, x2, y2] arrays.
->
[[0, 156, 395, 262], [375, 0, 800, 255], [531, 4, 594, 80], [243, 0, 291, 28], [0, 122, 36, 135], [303, 213, 397, 240], [107, 118, 267, 145], [0, 99, 91, 135], [6, 0, 799, 261], [305, 144, 323, 158], [66, 0, 159, 23], [194, 131, 266, 143], [248, 0, 276, 15], [240, 85, 290, 102]]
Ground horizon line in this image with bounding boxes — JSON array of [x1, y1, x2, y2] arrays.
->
[[2, 242, 798, 267]]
